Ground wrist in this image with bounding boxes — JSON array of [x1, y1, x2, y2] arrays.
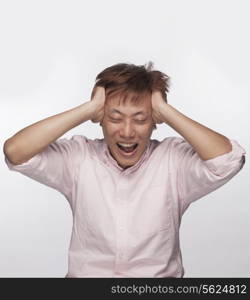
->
[[78, 101, 97, 121]]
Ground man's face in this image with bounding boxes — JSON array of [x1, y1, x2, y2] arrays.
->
[[101, 94, 155, 169]]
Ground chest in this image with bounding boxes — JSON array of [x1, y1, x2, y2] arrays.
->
[[73, 161, 180, 240]]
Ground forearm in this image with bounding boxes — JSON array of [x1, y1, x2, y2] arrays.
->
[[4, 101, 95, 164], [159, 103, 232, 160]]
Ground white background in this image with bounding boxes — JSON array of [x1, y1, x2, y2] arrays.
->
[[0, 0, 249, 277]]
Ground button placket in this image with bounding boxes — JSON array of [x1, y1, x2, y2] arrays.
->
[[115, 176, 128, 272]]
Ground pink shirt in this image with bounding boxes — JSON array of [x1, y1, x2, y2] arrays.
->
[[5, 135, 246, 277]]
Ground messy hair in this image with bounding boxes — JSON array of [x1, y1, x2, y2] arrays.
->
[[91, 61, 171, 105]]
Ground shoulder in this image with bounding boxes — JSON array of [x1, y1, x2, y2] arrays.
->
[[52, 135, 98, 158], [153, 136, 188, 151], [59, 134, 94, 148], [69, 135, 105, 158], [151, 136, 196, 162]]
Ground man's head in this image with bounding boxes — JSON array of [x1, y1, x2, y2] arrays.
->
[[91, 62, 170, 169]]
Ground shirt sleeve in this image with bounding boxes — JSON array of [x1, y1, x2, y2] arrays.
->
[[171, 137, 246, 212], [4, 135, 87, 200]]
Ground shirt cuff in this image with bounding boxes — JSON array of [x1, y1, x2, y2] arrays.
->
[[4, 153, 42, 171], [203, 139, 246, 177]]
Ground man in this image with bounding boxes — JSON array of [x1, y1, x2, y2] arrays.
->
[[3, 62, 246, 277]]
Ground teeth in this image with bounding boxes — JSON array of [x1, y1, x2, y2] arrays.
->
[[118, 143, 137, 147]]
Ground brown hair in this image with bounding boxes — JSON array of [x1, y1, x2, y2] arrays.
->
[[91, 61, 170, 104]]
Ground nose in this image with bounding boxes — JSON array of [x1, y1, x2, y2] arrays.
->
[[119, 121, 136, 139]]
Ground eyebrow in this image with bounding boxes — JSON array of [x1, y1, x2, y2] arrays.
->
[[109, 109, 147, 116]]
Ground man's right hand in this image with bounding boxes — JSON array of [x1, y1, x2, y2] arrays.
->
[[89, 86, 106, 123]]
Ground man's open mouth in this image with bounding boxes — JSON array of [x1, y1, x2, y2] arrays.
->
[[116, 142, 138, 153]]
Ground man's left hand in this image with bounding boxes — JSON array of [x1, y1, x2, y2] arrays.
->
[[151, 91, 167, 124]]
